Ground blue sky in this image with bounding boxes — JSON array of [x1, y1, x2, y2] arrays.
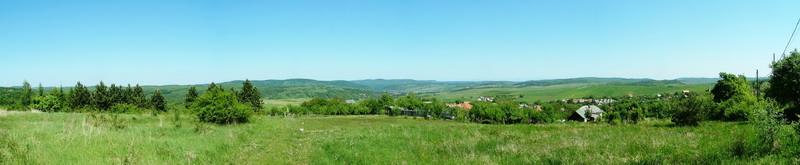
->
[[1, 0, 799, 87]]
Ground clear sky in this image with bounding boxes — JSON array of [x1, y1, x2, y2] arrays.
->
[[1, 0, 799, 87]]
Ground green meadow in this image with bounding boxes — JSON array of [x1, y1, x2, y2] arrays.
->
[[0, 112, 788, 164]]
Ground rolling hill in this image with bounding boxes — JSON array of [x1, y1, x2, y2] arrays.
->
[[514, 77, 654, 87]]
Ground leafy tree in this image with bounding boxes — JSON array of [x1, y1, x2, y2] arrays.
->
[[19, 81, 32, 107], [767, 50, 800, 120], [91, 81, 112, 111], [192, 86, 253, 124], [711, 72, 754, 103], [185, 86, 198, 108], [378, 94, 394, 114], [32, 95, 67, 112], [358, 98, 381, 114], [238, 79, 262, 109], [710, 73, 758, 121], [150, 89, 166, 112]]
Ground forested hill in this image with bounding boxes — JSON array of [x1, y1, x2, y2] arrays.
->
[[350, 79, 516, 92], [676, 77, 768, 84], [220, 79, 371, 90]]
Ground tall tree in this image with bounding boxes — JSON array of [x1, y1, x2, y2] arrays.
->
[[711, 72, 754, 102], [19, 81, 33, 107], [208, 82, 217, 91], [238, 79, 262, 109], [378, 94, 394, 113], [132, 84, 148, 108], [70, 82, 91, 109], [124, 84, 133, 104], [37, 83, 44, 97], [107, 84, 119, 104], [151, 89, 166, 112], [91, 81, 111, 111], [767, 50, 800, 120], [185, 86, 198, 108]]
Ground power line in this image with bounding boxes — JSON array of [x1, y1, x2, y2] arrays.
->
[[782, 17, 800, 58]]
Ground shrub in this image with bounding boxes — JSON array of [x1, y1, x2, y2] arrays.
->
[[31, 95, 68, 112], [192, 88, 253, 124], [606, 111, 623, 125], [673, 95, 712, 126], [751, 100, 786, 154]]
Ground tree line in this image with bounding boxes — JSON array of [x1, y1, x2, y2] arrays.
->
[[12, 81, 166, 113]]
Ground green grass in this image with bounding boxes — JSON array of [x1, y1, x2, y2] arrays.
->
[[422, 84, 713, 102], [0, 113, 790, 164]]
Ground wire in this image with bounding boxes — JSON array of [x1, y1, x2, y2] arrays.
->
[[782, 17, 800, 58]]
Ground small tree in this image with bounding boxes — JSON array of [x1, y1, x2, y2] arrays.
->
[[751, 100, 785, 154], [151, 89, 166, 112], [238, 79, 262, 109], [91, 81, 111, 111], [19, 81, 33, 108], [37, 83, 44, 97], [673, 94, 712, 126], [378, 94, 395, 114], [69, 82, 91, 109], [132, 84, 147, 108], [185, 86, 198, 108], [192, 85, 253, 124], [711, 72, 753, 103]]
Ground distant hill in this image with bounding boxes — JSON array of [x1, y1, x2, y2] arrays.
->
[[221, 79, 371, 90], [605, 80, 686, 86], [350, 79, 516, 92], [677, 77, 768, 84], [514, 77, 653, 87], [676, 78, 722, 84]]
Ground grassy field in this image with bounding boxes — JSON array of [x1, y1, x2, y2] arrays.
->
[[1, 112, 790, 164], [421, 84, 714, 102]]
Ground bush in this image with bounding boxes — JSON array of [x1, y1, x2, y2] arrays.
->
[[31, 95, 68, 112], [192, 88, 253, 124], [751, 100, 786, 154], [606, 111, 623, 125], [673, 95, 713, 126]]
